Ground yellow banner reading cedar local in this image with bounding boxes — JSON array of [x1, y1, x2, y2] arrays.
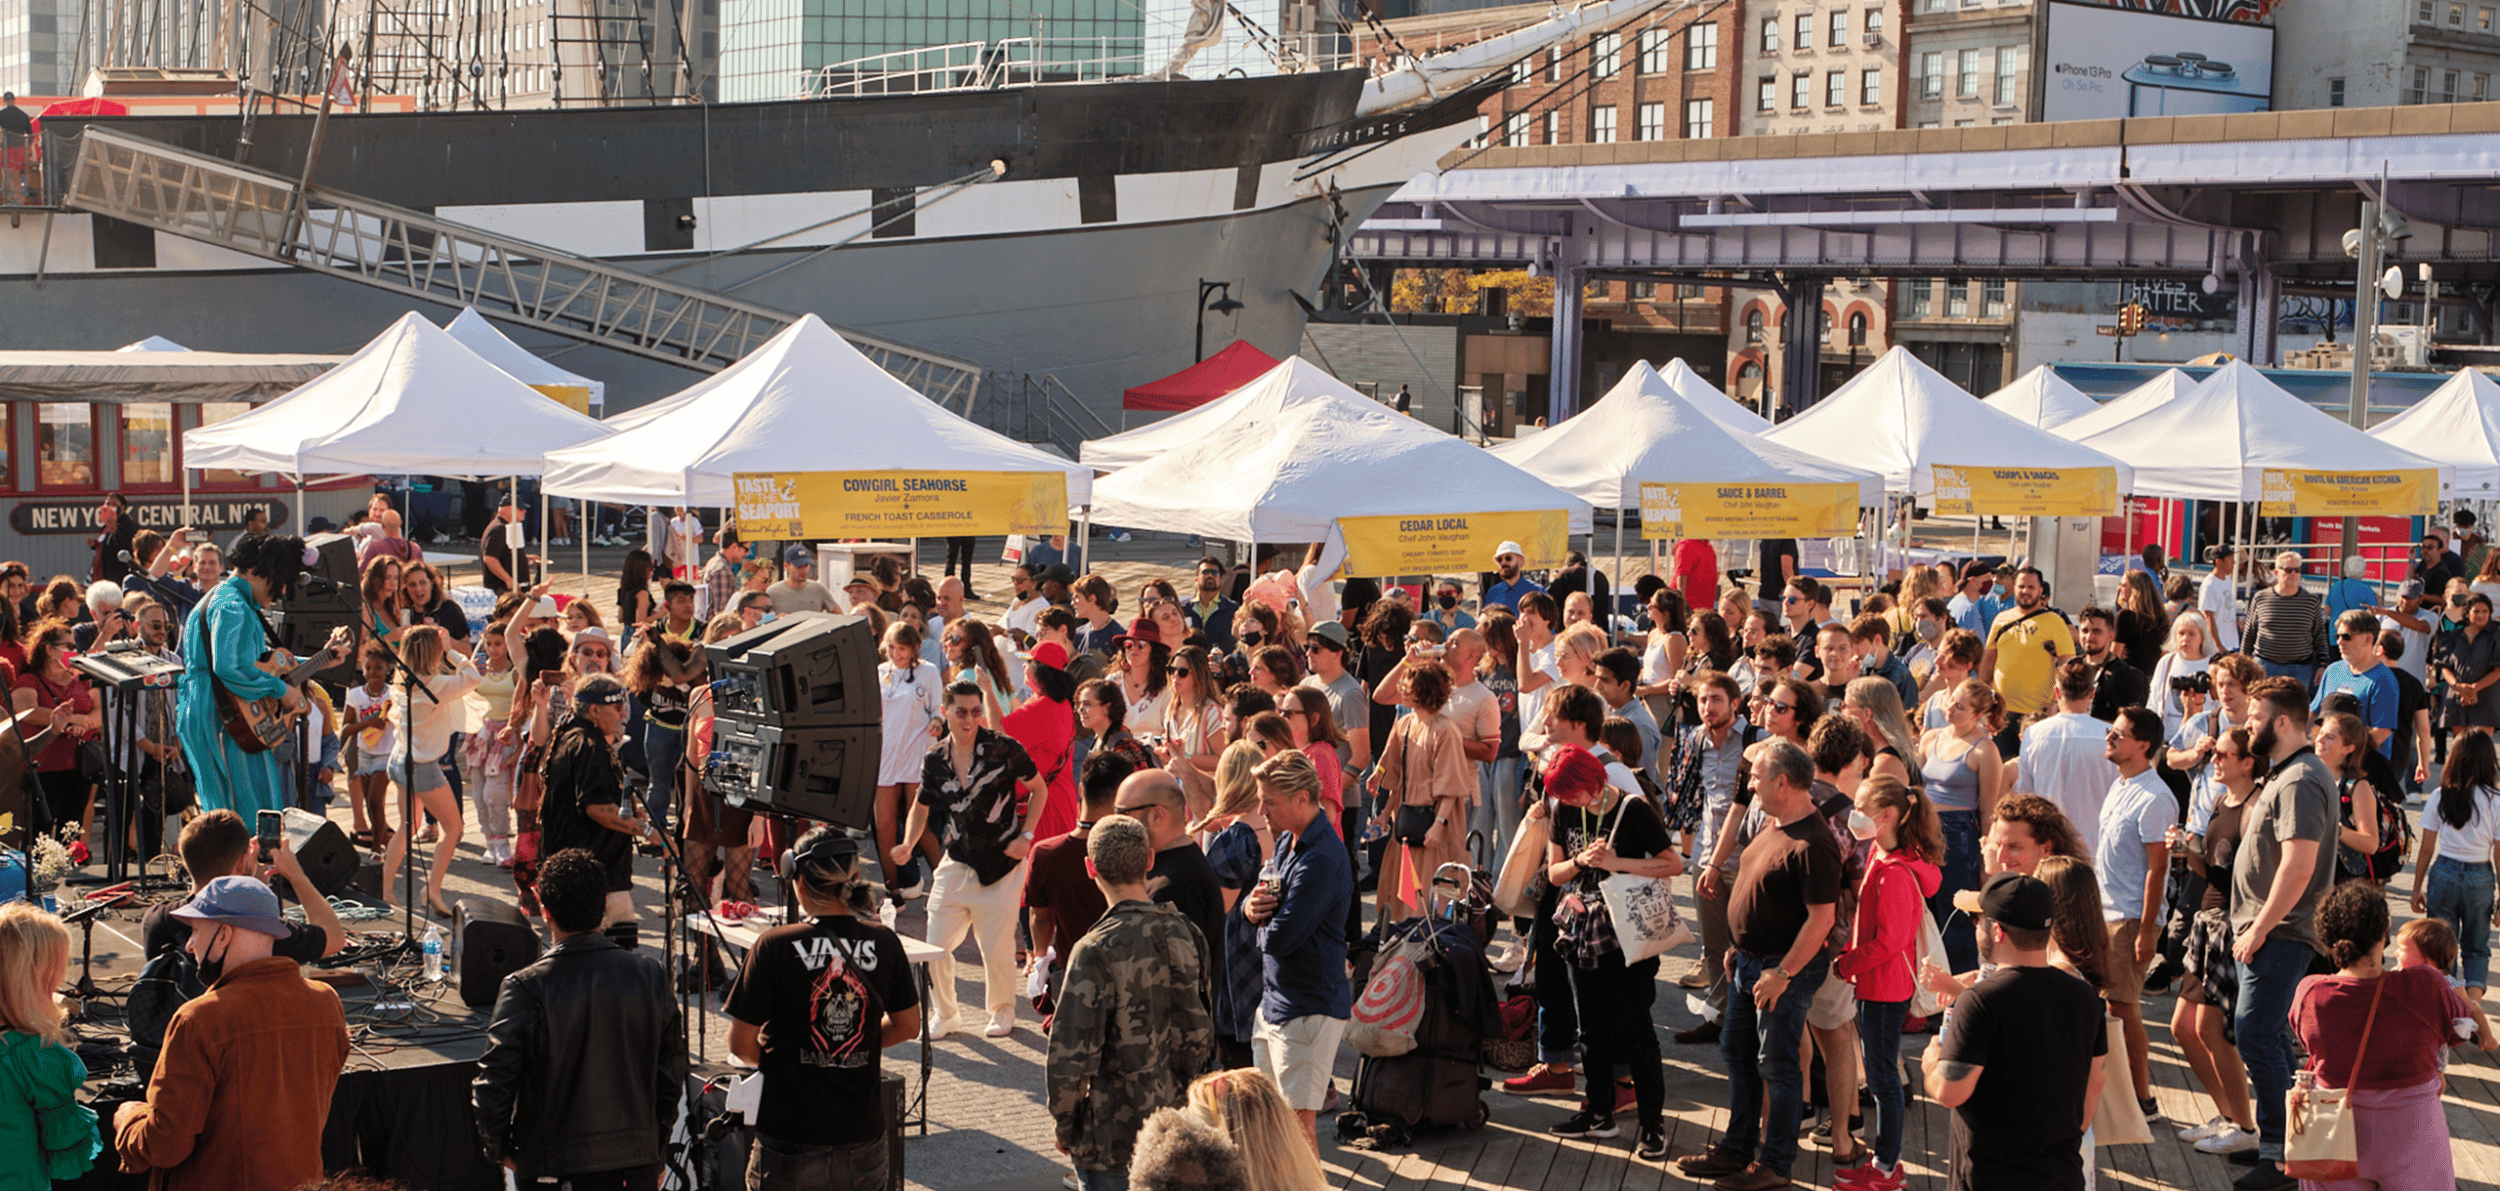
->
[[1638, 481, 1859, 540], [2258, 468, 2438, 517], [1338, 510, 1569, 577], [530, 384, 595, 415], [732, 470, 1069, 539], [1930, 465, 2117, 517]]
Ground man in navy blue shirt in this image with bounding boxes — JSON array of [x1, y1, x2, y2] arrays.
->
[[2311, 609, 2398, 756], [1242, 748, 1353, 1153], [1483, 540, 1543, 613], [1182, 555, 1238, 653]]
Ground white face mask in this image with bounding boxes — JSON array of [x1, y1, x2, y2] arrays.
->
[[1916, 618, 1943, 642], [1847, 809, 1880, 841]]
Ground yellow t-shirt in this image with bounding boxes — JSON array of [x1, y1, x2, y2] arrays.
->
[[1987, 605, 2076, 717]]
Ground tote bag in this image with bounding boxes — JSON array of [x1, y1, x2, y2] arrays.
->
[[1491, 811, 1551, 919], [1594, 798, 1691, 964], [2283, 976, 2385, 1180], [2091, 1014, 2153, 1145]]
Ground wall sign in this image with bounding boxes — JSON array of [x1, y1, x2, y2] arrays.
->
[[9, 498, 288, 536]]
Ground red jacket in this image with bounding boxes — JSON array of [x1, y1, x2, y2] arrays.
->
[[1832, 846, 1941, 1003]]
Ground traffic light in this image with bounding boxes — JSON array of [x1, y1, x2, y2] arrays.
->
[[2117, 302, 2147, 335]]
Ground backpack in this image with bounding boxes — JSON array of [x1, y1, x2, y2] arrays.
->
[[1663, 722, 1758, 834], [1350, 927, 1439, 1058], [126, 945, 205, 1080]]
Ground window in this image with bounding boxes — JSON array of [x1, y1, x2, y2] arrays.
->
[[1847, 311, 1868, 347], [1906, 279, 1933, 317], [1995, 46, 2018, 103], [1547, 47, 1562, 83], [1679, 284, 1705, 299], [1639, 101, 1666, 139], [1864, 6, 1883, 37], [2413, 66, 2431, 104], [122, 402, 173, 486], [1592, 31, 1619, 78], [2444, 70, 2462, 101], [1919, 0, 1947, 10], [1957, 49, 1982, 97], [1544, 110, 1560, 144], [2329, 77, 2346, 107], [1510, 58, 1532, 88], [1503, 112, 1530, 146], [2478, 73, 2490, 100], [1685, 97, 1715, 138], [1795, 13, 1812, 50], [1745, 309, 1766, 343], [1993, 116, 2015, 124], [1818, 308, 1832, 340], [2417, 0, 2434, 20], [1920, 51, 1943, 98], [37, 403, 92, 488], [1914, 119, 1940, 129], [1640, 28, 1672, 73], [1686, 22, 1716, 70], [1861, 67, 1882, 105], [2450, 2, 2465, 25], [1826, 70, 1845, 106], [1758, 75, 1778, 111], [1630, 281, 1656, 299], [1983, 279, 2007, 318], [1470, 114, 1491, 147], [1591, 105, 1617, 143], [1793, 71, 1812, 108], [1759, 17, 1779, 53], [1947, 282, 1970, 318], [1828, 9, 1846, 46], [2483, 6, 2495, 29]]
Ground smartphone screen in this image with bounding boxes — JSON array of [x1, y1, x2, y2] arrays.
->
[[257, 809, 281, 860]]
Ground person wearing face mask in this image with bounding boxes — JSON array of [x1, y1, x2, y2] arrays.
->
[[114, 876, 350, 1191], [1425, 578, 1475, 634], [1848, 614, 1919, 712], [1897, 597, 1950, 688], [1831, 774, 1943, 1191]]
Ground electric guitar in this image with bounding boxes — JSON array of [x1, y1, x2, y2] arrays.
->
[[216, 626, 353, 754]]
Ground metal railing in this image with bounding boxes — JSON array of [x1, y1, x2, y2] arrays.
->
[[801, 36, 1152, 98], [60, 126, 983, 405]]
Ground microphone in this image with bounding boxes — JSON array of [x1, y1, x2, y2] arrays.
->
[[297, 572, 343, 594], [116, 549, 136, 565]]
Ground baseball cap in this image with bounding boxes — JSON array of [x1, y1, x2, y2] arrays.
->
[[172, 875, 293, 938], [783, 545, 813, 567], [2401, 578, 2426, 600], [1978, 871, 2055, 932], [529, 595, 560, 619], [1542, 745, 1608, 807], [1029, 641, 1070, 671], [1492, 540, 1525, 563], [1041, 564, 1076, 586], [1960, 560, 1994, 582], [1308, 621, 1351, 651]]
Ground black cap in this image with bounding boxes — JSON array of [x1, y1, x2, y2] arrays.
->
[[1041, 564, 1076, 586], [1979, 871, 2055, 932]]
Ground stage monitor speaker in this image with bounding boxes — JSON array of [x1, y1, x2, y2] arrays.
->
[[705, 613, 877, 728], [301, 532, 361, 587], [266, 806, 356, 900], [269, 605, 362, 685], [707, 717, 878, 830], [455, 897, 543, 1008]]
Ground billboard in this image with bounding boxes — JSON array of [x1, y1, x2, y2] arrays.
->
[[2042, 1, 2275, 122]]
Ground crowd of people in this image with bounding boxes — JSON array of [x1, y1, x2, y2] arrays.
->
[[0, 491, 2494, 1191]]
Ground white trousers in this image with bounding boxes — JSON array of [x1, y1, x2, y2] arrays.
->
[[924, 856, 1027, 1023]]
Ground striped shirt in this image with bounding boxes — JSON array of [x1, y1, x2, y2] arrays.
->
[[2244, 586, 2329, 666]]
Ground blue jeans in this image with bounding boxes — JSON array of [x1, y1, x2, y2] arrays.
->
[[2258, 659, 2315, 689], [1719, 950, 1829, 1177], [1930, 810, 1982, 974], [2235, 936, 2316, 1160], [2427, 857, 2497, 988], [1075, 1168, 1128, 1191], [1475, 755, 1523, 868], [643, 719, 687, 824], [1856, 998, 1910, 1169]]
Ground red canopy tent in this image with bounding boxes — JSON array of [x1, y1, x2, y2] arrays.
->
[[30, 97, 127, 136], [1121, 339, 1280, 412]]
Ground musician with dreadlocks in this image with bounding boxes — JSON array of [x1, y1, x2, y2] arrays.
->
[[727, 826, 924, 1191]]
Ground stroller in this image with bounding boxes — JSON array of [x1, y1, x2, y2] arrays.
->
[[1337, 863, 1505, 1149]]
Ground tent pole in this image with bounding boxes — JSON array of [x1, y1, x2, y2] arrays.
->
[[1612, 503, 1625, 645], [581, 500, 590, 587], [2124, 495, 2136, 569], [540, 488, 550, 592], [1077, 510, 1091, 574]]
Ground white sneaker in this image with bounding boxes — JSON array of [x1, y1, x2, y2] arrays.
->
[[2176, 1115, 2231, 1143], [930, 1014, 969, 1040], [2194, 1125, 2259, 1155], [984, 1012, 1015, 1038]]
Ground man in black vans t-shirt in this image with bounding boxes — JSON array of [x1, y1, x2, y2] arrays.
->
[[728, 828, 922, 1191], [1924, 871, 2107, 1191]]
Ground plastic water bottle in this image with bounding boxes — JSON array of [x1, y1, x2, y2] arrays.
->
[[422, 923, 447, 984]]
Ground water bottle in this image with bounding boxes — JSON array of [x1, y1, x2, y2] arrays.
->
[[422, 923, 447, 984]]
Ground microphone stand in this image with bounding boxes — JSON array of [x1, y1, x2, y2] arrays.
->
[[304, 578, 435, 960]]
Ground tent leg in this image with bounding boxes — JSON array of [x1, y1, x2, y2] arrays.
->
[[540, 489, 549, 590], [1077, 511, 1091, 575], [2124, 496, 2136, 569], [582, 501, 591, 587], [182, 467, 192, 530], [1612, 509, 1624, 644]]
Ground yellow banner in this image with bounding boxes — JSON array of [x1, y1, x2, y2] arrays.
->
[[1338, 510, 1569, 577], [1638, 481, 1859, 540], [2258, 468, 2438, 517], [732, 470, 1069, 539], [530, 384, 594, 415], [1931, 465, 2117, 516]]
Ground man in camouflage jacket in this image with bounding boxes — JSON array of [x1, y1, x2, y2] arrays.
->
[[1045, 815, 1213, 1191]]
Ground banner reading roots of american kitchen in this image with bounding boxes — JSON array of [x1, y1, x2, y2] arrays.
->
[[1930, 465, 2117, 517], [2259, 468, 2438, 517], [733, 470, 1068, 539], [1638, 481, 1859, 540], [1338, 510, 1569, 577]]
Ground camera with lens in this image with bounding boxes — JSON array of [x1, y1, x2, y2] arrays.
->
[[2169, 671, 2211, 695]]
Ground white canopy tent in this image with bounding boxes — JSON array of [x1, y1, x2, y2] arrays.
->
[[1490, 361, 1881, 508], [2053, 367, 2198, 441], [443, 307, 607, 410], [118, 336, 188, 352], [1086, 357, 1592, 548], [2367, 368, 2500, 498], [541, 313, 1093, 509], [1983, 365, 2102, 429], [2062, 360, 2450, 501], [1079, 355, 1346, 470], [1653, 357, 1775, 434], [1762, 346, 2134, 499]]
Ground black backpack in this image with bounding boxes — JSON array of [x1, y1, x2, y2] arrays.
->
[[125, 945, 205, 1080]]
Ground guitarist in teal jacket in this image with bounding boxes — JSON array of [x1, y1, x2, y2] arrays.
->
[[176, 533, 314, 819]]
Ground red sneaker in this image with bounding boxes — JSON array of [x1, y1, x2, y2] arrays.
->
[[1499, 1063, 1577, 1095]]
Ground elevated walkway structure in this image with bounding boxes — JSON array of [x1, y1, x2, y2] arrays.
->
[[56, 125, 984, 409], [1354, 103, 2500, 420]]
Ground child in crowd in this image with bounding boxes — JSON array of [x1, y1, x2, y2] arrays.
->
[[2395, 917, 2498, 1065], [342, 640, 399, 850]]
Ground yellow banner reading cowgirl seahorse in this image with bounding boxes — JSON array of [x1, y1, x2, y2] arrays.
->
[[1638, 481, 1860, 540], [1930, 465, 2117, 517], [732, 470, 1069, 539], [2258, 469, 2438, 517], [1338, 510, 1569, 577]]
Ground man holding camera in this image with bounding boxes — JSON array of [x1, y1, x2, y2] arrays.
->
[[2075, 607, 2149, 725]]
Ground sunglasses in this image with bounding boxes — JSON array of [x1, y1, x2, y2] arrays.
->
[[1167, 666, 1191, 676], [1113, 800, 1173, 816], [1781, 595, 1800, 604], [1768, 700, 1797, 714]]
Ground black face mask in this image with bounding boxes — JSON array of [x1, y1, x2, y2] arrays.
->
[[1436, 593, 1459, 610], [1241, 631, 1264, 646], [195, 924, 230, 985]]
